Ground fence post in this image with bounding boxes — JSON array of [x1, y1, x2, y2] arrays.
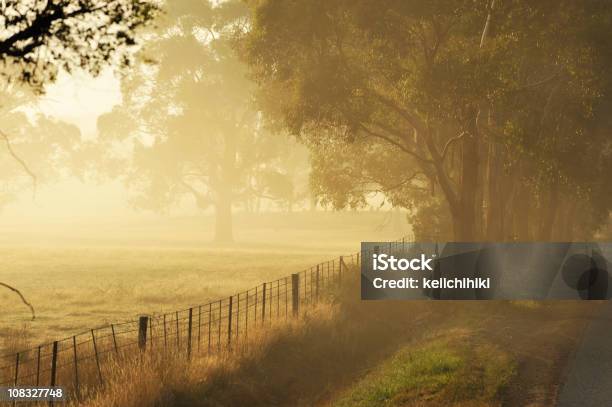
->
[[138, 316, 149, 352], [49, 341, 57, 407], [149, 317, 153, 348], [13, 352, 19, 387], [227, 296, 233, 348], [316, 265, 320, 302], [254, 286, 258, 325], [50, 341, 58, 387], [175, 311, 180, 350], [217, 300, 222, 351], [163, 314, 167, 351], [261, 282, 267, 326], [13, 353, 18, 407], [187, 308, 193, 360], [236, 293, 240, 338], [111, 324, 119, 355], [339, 256, 344, 283], [276, 280, 280, 317], [208, 302, 212, 353], [36, 346, 41, 386], [284, 277, 288, 319], [291, 273, 300, 317], [73, 336, 80, 399], [91, 330, 103, 386], [197, 305, 202, 353], [245, 291, 249, 339]]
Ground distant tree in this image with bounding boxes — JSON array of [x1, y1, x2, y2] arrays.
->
[[249, 135, 311, 212], [97, 0, 310, 242]]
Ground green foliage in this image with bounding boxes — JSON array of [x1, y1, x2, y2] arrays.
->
[[242, 0, 612, 239]]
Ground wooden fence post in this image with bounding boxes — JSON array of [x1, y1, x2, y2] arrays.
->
[[149, 317, 153, 348], [245, 291, 249, 339], [187, 308, 193, 359], [254, 286, 258, 324], [175, 311, 180, 350], [138, 316, 149, 352], [291, 273, 299, 317], [111, 324, 119, 355], [339, 256, 344, 283], [73, 336, 80, 399], [13, 353, 19, 407], [284, 277, 288, 319], [163, 314, 167, 351], [13, 352, 19, 385], [12, 353, 18, 407], [217, 300, 222, 351], [276, 280, 280, 317], [316, 265, 320, 302], [197, 305, 202, 353], [91, 330, 103, 385], [236, 293, 240, 338], [50, 341, 58, 387], [208, 302, 212, 353], [227, 296, 233, 348], [261, 282, 267, 326], [49, 341, 58, 407], [36, 346, 41, 386]]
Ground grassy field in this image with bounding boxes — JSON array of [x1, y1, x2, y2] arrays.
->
[[0, 210, 408, 353]]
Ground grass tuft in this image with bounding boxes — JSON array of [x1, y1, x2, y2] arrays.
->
[[333, 329, 515, 407]]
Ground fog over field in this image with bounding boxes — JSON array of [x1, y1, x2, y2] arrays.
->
[[1, 1, 611, 405]]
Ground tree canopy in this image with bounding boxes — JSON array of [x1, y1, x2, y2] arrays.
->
[[0, 0, 159, 90], [241, 0, 612, 240], [96, 0, 311, 242]]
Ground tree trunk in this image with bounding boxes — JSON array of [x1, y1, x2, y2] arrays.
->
[[214, 189, 234, 243], [537, 182, 559, 241], [456, 110, 481, 241], [214, 133, 237, 243]]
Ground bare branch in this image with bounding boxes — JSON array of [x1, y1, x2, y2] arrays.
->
[[514, 73, 559, 92], [383, 171, 426, 190], [368, 90, 426, 135], [0, 282, 35, 320], [358, 123, 433, 165], [441, 131, 468, 162], [480, 0, 496, 48], [180, 180, 213, 208], [0, 128, 37, 197], [359, 171, 428, 194]]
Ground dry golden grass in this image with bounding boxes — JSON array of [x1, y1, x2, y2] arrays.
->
[[1, 211, 404, 351], [17, 276, 597, 407]]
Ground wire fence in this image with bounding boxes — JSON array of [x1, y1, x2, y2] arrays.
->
[[1, 238, 416, 402], [0, 235, 422, 402]]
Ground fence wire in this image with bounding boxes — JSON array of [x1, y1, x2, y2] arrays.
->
[[0, 237, 412, 400]]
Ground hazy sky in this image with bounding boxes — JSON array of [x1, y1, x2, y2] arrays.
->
[[37, 69, 122, 139], [3, 69, 147, 223]]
